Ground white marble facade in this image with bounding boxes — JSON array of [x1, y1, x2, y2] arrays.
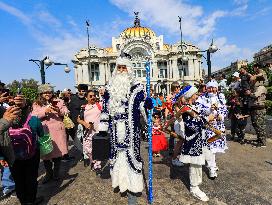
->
[[72, 14, 202, 94]]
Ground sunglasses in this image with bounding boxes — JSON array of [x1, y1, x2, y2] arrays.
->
[[42, 92, 52, 94]]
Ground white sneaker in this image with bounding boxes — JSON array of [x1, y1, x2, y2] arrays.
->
[[172, 158, 184, 167], [190, 186, 209, 202], [209, 169, 218, 179]]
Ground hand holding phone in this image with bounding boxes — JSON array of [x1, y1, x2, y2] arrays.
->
[[0, 92, 9, 103], [14, 95, 26, 108], [3, 106, 21, 122]]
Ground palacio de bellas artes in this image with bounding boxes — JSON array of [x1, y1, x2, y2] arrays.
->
[[72, 13, 202, 94]]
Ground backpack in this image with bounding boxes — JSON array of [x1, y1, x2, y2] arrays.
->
[[9, 115, 37, 160]]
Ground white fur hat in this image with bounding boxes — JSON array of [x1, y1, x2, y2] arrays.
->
[[183, 86, 198, 99], [233, 72, 240, 78], [116, 56, 132, 68], [206, 80, 218, 88]]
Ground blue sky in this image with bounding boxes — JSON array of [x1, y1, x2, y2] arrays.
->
[[0, 0, 271, 90]]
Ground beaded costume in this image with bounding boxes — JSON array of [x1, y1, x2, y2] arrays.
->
[[196, 92, 228, 153], [99, 82, 146, 194]]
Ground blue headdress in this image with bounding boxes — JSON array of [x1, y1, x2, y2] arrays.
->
[[172, 85, 192, 104]]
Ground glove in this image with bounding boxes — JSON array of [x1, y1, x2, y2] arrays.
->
[[144, 97, 154, 110]]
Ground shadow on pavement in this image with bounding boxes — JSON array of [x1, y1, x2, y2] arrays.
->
[[37, 144, 82, 204], [38, 173, 78, 204]]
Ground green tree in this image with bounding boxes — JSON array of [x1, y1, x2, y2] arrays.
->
[[7, 79, 39, 102]]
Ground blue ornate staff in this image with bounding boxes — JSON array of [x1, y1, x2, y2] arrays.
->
[[145, 60, 153, 204]]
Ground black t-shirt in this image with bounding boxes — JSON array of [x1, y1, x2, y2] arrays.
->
[[240, 73, 251, 91], [68, 95, 87, 124]]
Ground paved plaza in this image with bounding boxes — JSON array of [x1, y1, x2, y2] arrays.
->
[[1, 131, 272, 205]]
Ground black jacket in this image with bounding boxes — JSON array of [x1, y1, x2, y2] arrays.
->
[[68, 94, 87, 124]]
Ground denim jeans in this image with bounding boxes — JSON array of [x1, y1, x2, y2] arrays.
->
[[128, 192, 137, 205], [1, 167, 15, 195]]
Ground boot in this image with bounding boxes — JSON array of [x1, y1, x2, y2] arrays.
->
[[84, 159, 90, 167], [208, 168, 218, 180], [190, 186, 209, 202], [53, 158, 61, 181], [42, 160, 53, 184]]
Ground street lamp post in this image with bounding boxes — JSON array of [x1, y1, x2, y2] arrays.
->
[[29, 56, 70, 84], [178, 16, 188, 85], [178, 16, 184, 84], [199, 39, 218, 79], [201, 40, 218, 79], [86, 20, 92, 86]]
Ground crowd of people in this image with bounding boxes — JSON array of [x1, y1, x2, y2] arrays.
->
[[0, 56, 270, 204]]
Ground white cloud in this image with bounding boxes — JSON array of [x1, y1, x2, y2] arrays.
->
[[110, 0, 255, 72], [231, 0, 248, 16], [0, 1, 32, 25], [110, 0, 227, 40], [36, 11, 62, 28], [233, 0, 248, 5], [0, 0, 256, 76], [198, 37, 254, 72], [0, 2, 126, 63]]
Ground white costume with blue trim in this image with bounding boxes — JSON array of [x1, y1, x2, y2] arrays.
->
[[196, 92, 228, 153], [99, 55, 147, 194], [174, 86, 210, 202]]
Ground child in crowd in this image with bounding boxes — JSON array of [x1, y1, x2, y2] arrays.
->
[[227, 89, 249, 143], [152, 113, 168, 157]]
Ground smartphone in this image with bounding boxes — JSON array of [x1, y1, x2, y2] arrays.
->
[[1, 88, 10, 96], [17, 85, 22, 95]]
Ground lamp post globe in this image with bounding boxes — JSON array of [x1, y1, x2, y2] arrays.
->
[[209, 44, 218, 53], [44, 57, 53, 66], [64, 65, 71, 73]]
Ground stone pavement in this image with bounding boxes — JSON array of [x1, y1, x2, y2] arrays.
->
[[1, 132, 272, 205]]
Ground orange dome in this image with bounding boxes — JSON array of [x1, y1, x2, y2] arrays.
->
[[120, 26, 156, 38]]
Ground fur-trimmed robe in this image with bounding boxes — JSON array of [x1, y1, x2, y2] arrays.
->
[[99, 82, 146, 193]]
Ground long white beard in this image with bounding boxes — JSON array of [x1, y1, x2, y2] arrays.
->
[[108, 72, 133, 115]]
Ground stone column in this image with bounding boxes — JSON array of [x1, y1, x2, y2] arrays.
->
[[74, 67, 78, 85], [82, 63, 89, 84], [105, 63, 109, 83], [99, 63, 106, 85], [167, 60, 171, 79], [152, 60, 158, 81], [187, 57, 194, 81], [171, 57, 179, 81], [77, 65, 83, 84]]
